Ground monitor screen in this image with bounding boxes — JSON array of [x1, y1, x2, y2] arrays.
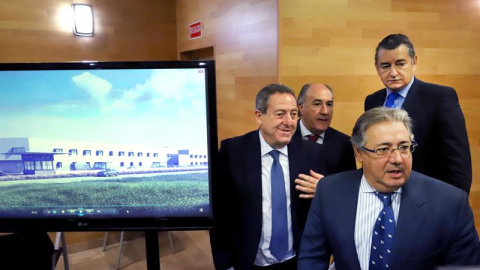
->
[[0, 60, 217, 231]]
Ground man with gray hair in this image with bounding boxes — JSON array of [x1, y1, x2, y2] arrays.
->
[[210, 84, 327, 270], [295, 83, 356, 174], [298, 107, 480, 270]]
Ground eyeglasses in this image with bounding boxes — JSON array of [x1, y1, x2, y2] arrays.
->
[[362, 141, 417, 157]]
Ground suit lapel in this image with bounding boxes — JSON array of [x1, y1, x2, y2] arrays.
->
[[338, 170, 363, 270], [294, 122, 303, 139], [319, 128, 331, 151], [389, 172, 427, 269], [322, 127, 332, 144], [372, 90, 387, 107], [400, 78, 421, 114], [287, 138, 302, 222], [287, 137, 316, 198], [243, 131, 264, 226]]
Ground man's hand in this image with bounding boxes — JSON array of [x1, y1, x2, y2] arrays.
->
[[295, 170, 324, 199]]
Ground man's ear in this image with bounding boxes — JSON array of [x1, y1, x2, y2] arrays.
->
[[353, 146, 363, 164], [298, 104, 304, 116], [254, 110, 263, 125]]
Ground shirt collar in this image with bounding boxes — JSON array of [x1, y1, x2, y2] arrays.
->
[[359, 174, 403, 194], [258, 130, 288, 157], [386, 76, 415, 98], [299, 118, 325, 138]]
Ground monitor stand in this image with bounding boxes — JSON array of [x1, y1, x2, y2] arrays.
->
[[145, 230, 161, 270]]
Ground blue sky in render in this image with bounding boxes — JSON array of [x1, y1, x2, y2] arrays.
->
[[0, 68, 209, 149]]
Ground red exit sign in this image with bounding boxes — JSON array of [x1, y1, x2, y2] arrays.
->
[[189, 21, 202, 39]]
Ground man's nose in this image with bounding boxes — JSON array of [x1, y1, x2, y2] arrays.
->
[[283, 113, 295, 125], [319, 104, 328, 114], [389, 66, 398, 77], [388, 148, 403, 163]]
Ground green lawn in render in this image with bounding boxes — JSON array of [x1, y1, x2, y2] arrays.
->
[[0, 172, 210, 216]]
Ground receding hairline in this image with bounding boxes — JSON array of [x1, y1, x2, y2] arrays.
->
[[298, 83, 334, 105]]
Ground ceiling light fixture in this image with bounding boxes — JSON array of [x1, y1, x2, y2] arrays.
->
[[72, 4, 94, 36]]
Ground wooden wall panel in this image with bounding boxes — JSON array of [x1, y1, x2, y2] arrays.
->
[[0, 0, 177, 245], [2, 0, 479, 252], [176, 0, 279, 141], [0, 0, 177, 63], [279, 0, 480, 232]]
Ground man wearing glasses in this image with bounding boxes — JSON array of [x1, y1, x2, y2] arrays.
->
[[298, 107, 480, 270]]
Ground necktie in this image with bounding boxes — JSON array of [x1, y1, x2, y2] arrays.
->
[[370, 192, 395, 270], [307, 134, 319, 142], [385, 92, 400, 108], [269, 150, 288, 261]]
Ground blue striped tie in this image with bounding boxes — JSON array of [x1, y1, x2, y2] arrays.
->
[[269, 150, 288, 261]]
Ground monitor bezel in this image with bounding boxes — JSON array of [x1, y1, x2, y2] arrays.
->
[[0, 60, 217, 232]]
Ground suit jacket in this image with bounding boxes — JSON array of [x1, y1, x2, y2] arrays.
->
[[295, 125, 357, 174], [364, 78, 472, 193], [298, 169, 480, 270], [210, 130, 326, 270]]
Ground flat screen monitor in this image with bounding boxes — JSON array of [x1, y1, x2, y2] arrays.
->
[[0, 60, 217, 231]]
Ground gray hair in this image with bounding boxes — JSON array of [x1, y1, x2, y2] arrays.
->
[[297, 83, 334, 106], [255, 84, 296, 114], [375, 33, 416, 64], [351, 107, 414, 148]]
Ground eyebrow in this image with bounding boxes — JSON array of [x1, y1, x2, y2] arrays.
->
[[273, 108, 298, 113], [374, 140, 410, 147], [312, 99, 332, 103], [379, 58, 407, 64]]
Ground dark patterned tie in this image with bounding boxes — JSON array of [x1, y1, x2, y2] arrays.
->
[[385, 92, 400, 108], [306, 134, 319, 142], [269, 150, 288, 261], [370, 192, 395, 270]]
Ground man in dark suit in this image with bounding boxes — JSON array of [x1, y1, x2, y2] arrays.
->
[[298, 107, 480, 270], [210, 84, 326, 270], [296, 83, 356, 174], [364, 33, 471, 193]]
